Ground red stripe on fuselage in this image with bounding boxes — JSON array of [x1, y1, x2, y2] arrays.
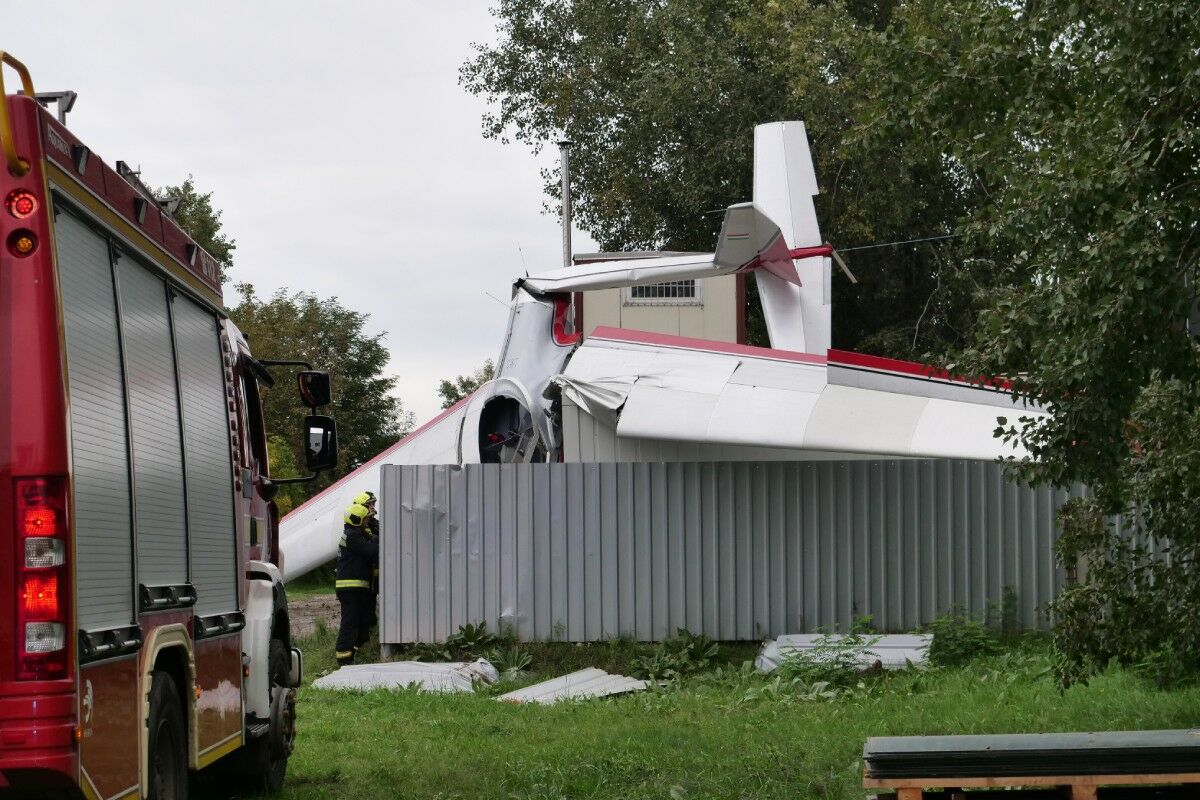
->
[[829, 348, 1013, 390], [586, 326, 827, 365]]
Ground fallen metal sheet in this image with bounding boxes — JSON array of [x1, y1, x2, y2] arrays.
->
[[755, 634, 932, 673], [312, 659, 498, 693], [496, 668, 648, 704], [863, 729, 1200, 779]]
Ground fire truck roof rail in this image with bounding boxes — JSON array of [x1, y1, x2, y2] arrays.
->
[[0, 50, 35, 176], [34, 90, 77, 124], [116, 160, 161, 204]]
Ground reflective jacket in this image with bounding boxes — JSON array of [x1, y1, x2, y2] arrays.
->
[[335, 523, 378, 590]]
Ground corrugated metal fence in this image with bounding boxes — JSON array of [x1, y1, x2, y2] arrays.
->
[[380, 461, 1079, 644]]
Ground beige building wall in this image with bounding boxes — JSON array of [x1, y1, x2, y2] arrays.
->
[[580, 275, 739, 343]]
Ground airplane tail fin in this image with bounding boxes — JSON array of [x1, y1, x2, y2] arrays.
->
[[752, 121, 830, 355]]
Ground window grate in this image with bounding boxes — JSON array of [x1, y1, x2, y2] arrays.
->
[[625, 280, 702, 305]]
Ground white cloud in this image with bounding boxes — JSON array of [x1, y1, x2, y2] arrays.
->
[[15, 1, 595, 423]]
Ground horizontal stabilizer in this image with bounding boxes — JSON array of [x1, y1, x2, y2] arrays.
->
[[714, 203, 800, 286], [519, 203, 798, 295]]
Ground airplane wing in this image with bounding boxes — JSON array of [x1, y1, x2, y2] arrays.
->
[[556, 327, 1042, 461]]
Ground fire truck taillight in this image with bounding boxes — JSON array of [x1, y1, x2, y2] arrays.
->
[[4, 189, 38, 219], [21, 573, 58, 617], [23, 505, 58, 536], [7, 229, 38, 257], [14, 478, 69, 681]]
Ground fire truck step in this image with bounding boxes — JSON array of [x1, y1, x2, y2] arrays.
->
[[246, 720, 271, 740]]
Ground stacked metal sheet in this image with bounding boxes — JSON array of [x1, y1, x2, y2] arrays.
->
[[863, 729, 1200, 779], [496, 669, 647, 704], [312, 659, 499, 693], [756, 634, 931, 673]]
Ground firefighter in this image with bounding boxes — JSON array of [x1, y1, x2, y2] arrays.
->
[[353, 490, 379, 535], [353, 490, 381, 622], [334, 500, 378, 666]]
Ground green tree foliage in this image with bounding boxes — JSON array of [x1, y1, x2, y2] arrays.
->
[[864, 1, 1200, 682], [158, 175, 414, 509], [154, 177, 236, 279], [438, 359, 496, 408], [266, 435, 303, 516], [228, 284, 415, 506], [461, 0, 982, 356]]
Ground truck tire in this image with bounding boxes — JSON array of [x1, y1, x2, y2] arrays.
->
[[147, 670, 188, 800], [242, 638, 294, 794]]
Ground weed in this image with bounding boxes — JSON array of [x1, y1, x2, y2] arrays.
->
[[1135, 640, 1200, 689], [738, 675, 843, 706], [406, 641, 455, 662], [1000, 585, 1021, 641], [488, 645, 534, 677], [973, 647, 1054, 686], [445, 621, 502, 653], [630, 629, 720, 682], [393, 621, 522, 664], [774, 629, 883, 690], [926, 608, 1002, 667]]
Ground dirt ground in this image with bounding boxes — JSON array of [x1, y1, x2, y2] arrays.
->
[[288, 592, 338, 638]]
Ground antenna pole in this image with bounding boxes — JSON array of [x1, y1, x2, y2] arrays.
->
[[558, 140, 573, 268]]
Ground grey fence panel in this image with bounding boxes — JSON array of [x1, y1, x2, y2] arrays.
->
[[380, 460, 1077, 644]]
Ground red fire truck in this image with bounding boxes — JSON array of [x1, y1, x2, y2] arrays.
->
[[0, 52, 338, 798]]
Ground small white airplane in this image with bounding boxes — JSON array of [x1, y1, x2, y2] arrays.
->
[[278, 122, 1040, 580]]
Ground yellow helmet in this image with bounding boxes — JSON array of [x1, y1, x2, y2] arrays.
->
[[344, 503, 371, 527], [353, 490, 376, 506]]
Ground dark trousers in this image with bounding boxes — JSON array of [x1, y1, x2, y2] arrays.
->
[[335, 589, 377, 665]]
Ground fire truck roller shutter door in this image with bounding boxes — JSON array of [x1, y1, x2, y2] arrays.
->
[[118, 257, 188, 589], [172, 295, 238, 616], [56, 209, 135, 631]]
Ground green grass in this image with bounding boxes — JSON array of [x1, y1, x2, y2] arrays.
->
[[283, 573, 335, 600], [212, 632, 1200, 800]]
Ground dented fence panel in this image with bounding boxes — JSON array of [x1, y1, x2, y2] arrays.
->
[[379, 461, 1078, 644]]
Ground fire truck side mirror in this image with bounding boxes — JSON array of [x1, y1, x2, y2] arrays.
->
[[297, 370, 332, 408], [304, 415, 338, 473]]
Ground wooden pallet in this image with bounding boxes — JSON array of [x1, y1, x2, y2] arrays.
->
[[863, 771, 1200, 799]]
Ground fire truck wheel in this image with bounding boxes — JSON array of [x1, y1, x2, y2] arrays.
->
[[147, 670, 189, 800], [243, 638, 293, 794]]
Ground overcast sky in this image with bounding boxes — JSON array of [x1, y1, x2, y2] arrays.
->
[[15, 2, 595, 424]]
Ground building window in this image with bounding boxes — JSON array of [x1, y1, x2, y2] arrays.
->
[[624, 280, 703, 306]]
